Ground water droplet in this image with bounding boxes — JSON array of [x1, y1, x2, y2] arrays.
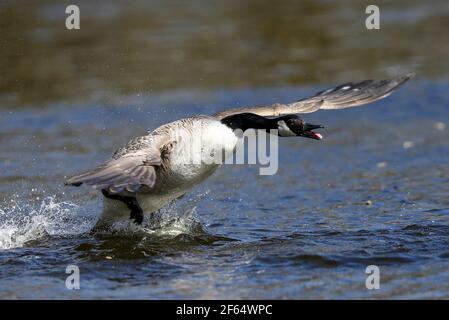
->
[[377, 162, 387, 168], [434, 122, 446, 131], [402, 141, 414, 149]]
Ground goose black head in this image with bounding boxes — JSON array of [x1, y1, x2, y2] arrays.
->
[[220, 113, 324, 140], [277, 116, 324, 140]]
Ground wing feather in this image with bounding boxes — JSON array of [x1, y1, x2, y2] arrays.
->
[[65, 149, 161, 193], [214, 74, 414, 118]]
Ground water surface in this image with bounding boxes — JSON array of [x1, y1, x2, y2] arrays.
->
[[1, 0, 449, 299]]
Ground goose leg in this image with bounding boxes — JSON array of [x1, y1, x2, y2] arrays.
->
[[101, 189, 144, 225]]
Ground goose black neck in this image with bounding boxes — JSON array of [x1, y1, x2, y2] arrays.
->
[[221, 113, 294, 131]]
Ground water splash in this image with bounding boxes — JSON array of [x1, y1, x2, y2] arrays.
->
[[0, 196, 94, 250], [0, 191, 211, 249], [106, 191, 210, 236]]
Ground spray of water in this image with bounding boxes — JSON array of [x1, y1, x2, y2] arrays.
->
[[106, 191, 209, 236], [0, 196, 94, 250], [0, 191, 210, 249]]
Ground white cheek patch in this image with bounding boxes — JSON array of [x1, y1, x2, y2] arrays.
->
[[277, 120, 297, 137]]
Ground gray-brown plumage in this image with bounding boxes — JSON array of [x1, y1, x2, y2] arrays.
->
[[65, 117, 204, 193], [66, 74, 413, 194]]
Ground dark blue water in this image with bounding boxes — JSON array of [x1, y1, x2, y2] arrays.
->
[[1, 78, 449, 299], [2, 0, 449, 299]]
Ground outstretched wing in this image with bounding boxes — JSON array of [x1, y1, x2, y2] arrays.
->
[[65, 143, 162, 193], [214, 73, 414, 119]]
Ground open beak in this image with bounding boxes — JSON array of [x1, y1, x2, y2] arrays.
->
[[301, 123, 324, 140]]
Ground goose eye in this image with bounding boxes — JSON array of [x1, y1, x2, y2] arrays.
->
[[290, 119, 304, 130]]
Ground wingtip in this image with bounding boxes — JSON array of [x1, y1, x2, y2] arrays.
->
[[390, 73, 415, 88], [399, 72, 415, 82], [64, 179, 82, 187]]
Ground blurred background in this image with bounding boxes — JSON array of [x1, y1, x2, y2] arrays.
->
[[1, 0, 448, 108], [1, 0, 449, 299]]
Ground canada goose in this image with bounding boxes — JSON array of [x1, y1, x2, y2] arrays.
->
[[66, 74, 413, 229]]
